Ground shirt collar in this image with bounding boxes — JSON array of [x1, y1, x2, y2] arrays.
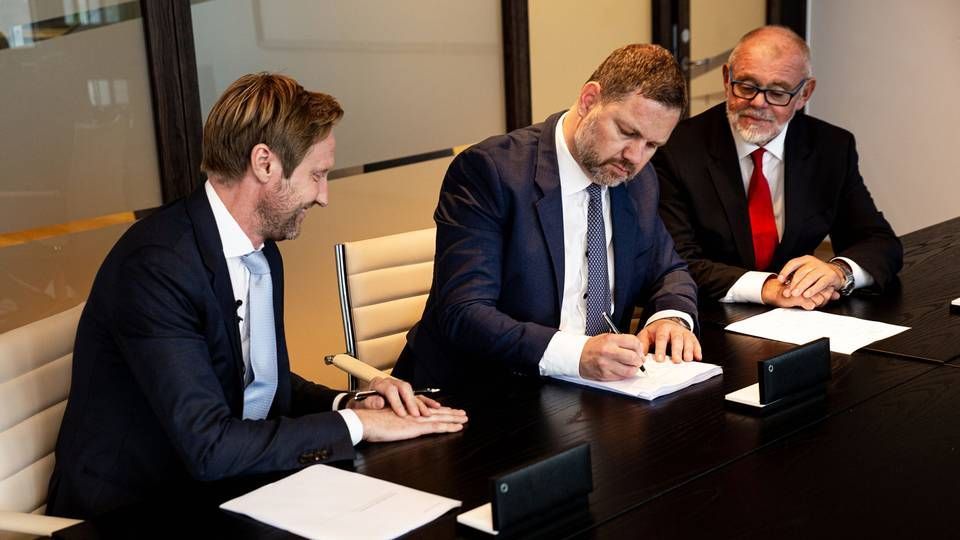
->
[[204, 180, 260, 258], [555, 111, 599, 197], [730, 117, 790, 162]]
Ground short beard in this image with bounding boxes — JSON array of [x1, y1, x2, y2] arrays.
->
[[573, 114, 635, 187], [726, 101, 789, 145], [256, 180, 304, 241]]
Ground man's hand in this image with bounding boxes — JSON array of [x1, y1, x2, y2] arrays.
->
[[354, 407, 468, 443], [776, 255, 845, 300], [638, 318, 702, 363], [579, 333, 646, 381], [347, 376, 443, 417], [762, 274, 839, 310]]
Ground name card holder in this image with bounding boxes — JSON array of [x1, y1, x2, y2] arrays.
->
[[457, 444, 593, 537], [725, 337, 832, 415]]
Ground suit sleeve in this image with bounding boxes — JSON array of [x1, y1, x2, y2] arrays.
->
[[113, 246, 354, 482], [654, 148, 752, 300], [638, 182, 700, 332], [430, 148, 558, 375], [827, 135, 903, 290]]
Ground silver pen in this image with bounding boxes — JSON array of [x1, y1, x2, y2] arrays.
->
[[353, 388, 442, 401], [601, 312, 646, 374]]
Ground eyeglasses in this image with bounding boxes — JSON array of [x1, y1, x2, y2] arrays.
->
[[728, 75, 808, 107]]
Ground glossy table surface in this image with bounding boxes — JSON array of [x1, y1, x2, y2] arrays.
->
[[700, 217, 960, 363], [56, 218, 960, 539]]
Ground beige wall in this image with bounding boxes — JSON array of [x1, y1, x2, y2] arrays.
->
[[808, 0, 959, 235], [688, 0, 766, 116], [529, 0, 651, 123], [282, 157, 450, 388]]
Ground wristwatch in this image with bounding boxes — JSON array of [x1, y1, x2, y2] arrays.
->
[[830, 258, 855, 296], [662, 316, 692, 330]]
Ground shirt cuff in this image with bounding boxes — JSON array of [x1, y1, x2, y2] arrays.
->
[[644, 310, 694, 331], [833, 256, 875, 289], [336, 409, 364, 446], [539, 330, 590, 377], [331, 392, 349, 411], [721, 271, 776, 304]]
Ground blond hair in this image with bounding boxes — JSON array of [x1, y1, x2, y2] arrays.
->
[[201, 73, 343, 181]]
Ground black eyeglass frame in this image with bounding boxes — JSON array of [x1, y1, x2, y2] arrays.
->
[[728, 74, 809, 107]]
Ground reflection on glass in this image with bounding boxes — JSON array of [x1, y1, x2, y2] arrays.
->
[[0, 0, 161, 331]]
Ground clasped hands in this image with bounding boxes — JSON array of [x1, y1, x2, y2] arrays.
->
[[579, 318, 702, 381], [762, 255, 845, 310], [348, 376, 467, 442]]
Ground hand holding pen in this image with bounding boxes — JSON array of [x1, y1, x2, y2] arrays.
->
[[577, 313, 648, 381], [602, 312, 646, 374]]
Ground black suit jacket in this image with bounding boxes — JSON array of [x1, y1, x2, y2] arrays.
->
[[48, 188, 355, 518], [654, 104, 902, 301], [393, 113, 698, 389]]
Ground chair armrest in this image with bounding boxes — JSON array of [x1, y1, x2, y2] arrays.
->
[[0, 510, 82, 536], [324, 354, 391, 384]]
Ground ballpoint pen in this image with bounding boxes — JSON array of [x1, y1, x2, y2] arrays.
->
[[353, 388, 443, 401], [601, 312, 646, 374]]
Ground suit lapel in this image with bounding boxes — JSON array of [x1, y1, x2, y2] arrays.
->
[[776, 113, 816, 265], [185, 188, 246, 382], [705, 106, 756, 267], [534, 113, 566, 311], [610, 184, 636, 322]]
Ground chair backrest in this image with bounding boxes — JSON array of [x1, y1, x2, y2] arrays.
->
[[335, 228, 436, 389], [0, 303, 84, 515]]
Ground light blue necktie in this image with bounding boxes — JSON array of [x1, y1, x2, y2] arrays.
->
[[240, 251, 278, 420], [585, 183, 611, 336]]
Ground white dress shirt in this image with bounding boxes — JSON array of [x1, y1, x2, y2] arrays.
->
[[538, 113, 693, 377], [721, 123, 875, 304], [205, 181, 363, 444]]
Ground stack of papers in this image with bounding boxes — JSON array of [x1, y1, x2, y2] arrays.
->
[[552, 355, 722, 400], [220, 465, 460, 539], [725, 308, 910, 354]]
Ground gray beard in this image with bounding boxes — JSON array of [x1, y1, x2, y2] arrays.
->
[[726, 102, 789, 145]]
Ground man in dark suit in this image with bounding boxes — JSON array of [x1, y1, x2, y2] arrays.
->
[[47, 73, 466, 518], [393, 44, 701, 390], [655, 26, 902, 308]]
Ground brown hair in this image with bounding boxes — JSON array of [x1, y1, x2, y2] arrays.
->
[[201, 73, 343, 181], [587, 44, 687, 110]]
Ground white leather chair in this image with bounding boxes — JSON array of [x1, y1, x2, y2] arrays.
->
[[326, 228, 436, 390], [0, 304, 85, 539]]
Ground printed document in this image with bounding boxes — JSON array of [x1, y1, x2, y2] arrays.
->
[[220, 464, 460, 540], [725, 308, 909, 354], [552, 354, 722, 400]]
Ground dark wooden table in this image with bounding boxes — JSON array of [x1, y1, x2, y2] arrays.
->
[[55, 218, 960, 539], [580, 365, 960, 539], [56, 328, 932, 539], [700, 217, 960, 363]]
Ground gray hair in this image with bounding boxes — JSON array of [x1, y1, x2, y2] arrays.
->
[[728, 25, 812, 77]]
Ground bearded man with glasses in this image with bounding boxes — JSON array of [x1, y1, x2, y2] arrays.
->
[[654, 25, 902, 310]]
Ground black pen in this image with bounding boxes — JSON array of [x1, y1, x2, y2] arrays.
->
[[353, 388, 442, 401], [601, 312, 646, 374]]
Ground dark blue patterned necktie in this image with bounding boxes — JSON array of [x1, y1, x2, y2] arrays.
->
[[585, 183, 611, 336]]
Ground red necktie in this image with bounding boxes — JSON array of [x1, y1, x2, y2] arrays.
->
[[747, 148, 778, 270]]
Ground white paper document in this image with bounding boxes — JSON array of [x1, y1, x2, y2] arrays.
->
[[552, 354, 722, 400], [220, 465, 461, 540], [725, 308, 910, 354]]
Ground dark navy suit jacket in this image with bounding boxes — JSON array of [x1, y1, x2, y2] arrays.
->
[[393, 113, 698, 389], [48, 188, 355, 518], [654, 104, 902, 300]]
